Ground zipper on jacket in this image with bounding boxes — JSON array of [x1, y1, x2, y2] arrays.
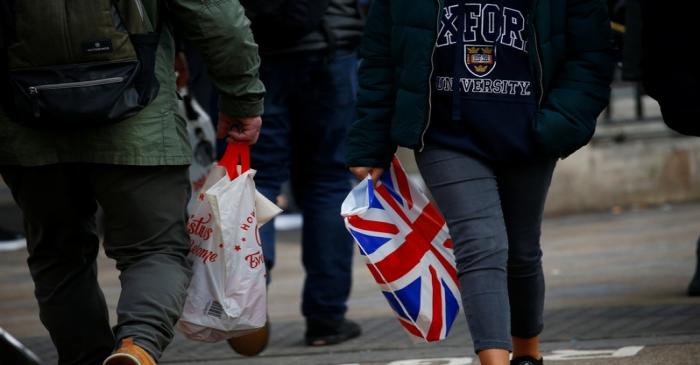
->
[[62, 2, 74, 60], [419, 0, 443, 152], [528, 0, 543, 107], [133, 0, 146, 22], [530, 23, 544, 107]]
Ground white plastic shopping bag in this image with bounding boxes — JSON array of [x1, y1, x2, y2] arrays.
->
[[178, 143, 282, 342], [341, 156, 461, 342], [177, 88, 218, 213]]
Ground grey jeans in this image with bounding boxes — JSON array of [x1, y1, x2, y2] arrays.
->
[[1, 164, 193, 364], [415, 146, 556, 352]]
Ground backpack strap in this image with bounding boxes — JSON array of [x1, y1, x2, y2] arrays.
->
[[0, 0, 16, 49], [0, 0, 15, 110]]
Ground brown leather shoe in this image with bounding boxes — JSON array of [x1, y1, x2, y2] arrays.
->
[[103, 337, 156, 365], [226, 321, 270, 356]]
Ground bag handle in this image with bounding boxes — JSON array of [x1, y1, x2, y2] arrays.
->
[[218, 142, 250, 180]]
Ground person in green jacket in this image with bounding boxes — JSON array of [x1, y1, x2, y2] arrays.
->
[[347, 1, 613, 365], [0, 1, 264, 364]]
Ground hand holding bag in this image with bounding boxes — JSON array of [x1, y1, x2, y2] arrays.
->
[[178, 143, 282, 342]]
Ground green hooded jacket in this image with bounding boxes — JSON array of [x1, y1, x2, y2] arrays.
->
[[0, 0, 265, 166], [346, 0, 614, 168]]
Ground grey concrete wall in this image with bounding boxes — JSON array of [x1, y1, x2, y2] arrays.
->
[[397, 121, 700, 216], [546, 122, 700, 215]]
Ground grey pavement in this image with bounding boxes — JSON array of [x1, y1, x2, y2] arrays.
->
[[1, 196, 700, 364]]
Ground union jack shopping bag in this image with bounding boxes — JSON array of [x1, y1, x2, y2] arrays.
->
[[341, 157, 461, 342]]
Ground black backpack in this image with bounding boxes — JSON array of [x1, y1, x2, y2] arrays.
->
[[0, 0, 161, 128], [639, 0, 700, 136]]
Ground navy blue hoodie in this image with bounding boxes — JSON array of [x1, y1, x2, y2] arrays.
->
[[427, 0, 537, 161]]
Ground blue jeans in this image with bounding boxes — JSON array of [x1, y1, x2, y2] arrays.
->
[[251, 49, 357, 322], [415, 146, 556, 352]]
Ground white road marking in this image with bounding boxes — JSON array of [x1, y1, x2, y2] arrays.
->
[[544, 346, 645, 360], [337, 346, 644, 365], [388, 358, 473, 365], [338, 358, 473, 365]]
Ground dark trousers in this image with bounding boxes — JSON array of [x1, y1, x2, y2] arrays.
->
[[415, 146, 556, 352], [0, 164, 192, 364], [251, 49, 357, 322]]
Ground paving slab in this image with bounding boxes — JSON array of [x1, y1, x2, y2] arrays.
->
[[2, 201, 700, 364]]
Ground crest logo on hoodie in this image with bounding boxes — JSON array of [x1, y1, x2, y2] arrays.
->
[[465, 45, 496, 77]]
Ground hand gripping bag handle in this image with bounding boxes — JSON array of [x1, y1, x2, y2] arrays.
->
[[218, 143, 250, 180]]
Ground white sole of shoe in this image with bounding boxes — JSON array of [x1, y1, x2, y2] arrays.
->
[[103, 352, 140, 365], [0, 238, 26, 252]]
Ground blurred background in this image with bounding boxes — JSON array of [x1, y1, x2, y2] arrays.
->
[[2, 1, 699, 364]]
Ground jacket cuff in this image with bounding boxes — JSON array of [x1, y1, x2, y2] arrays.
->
[[345, 146, 396, 169], [219, 96, 264, 118]]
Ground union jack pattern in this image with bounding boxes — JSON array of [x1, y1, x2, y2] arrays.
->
[[342, 157, 461, 342]]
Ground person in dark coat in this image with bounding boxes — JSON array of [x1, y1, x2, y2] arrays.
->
[[346, 1, 614, 364]]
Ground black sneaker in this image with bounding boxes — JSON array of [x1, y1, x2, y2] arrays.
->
[[0, 228, 25, 252], [688, 237, 700, 297], [305, 318, 361, 346], [511, 356, 543, 365], [689, 274, 700, 296]]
